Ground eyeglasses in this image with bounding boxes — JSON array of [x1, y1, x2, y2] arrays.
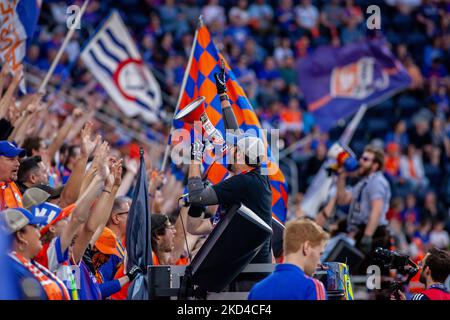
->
[[115, 211, 129, 216]]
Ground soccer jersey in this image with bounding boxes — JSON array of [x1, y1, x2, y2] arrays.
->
[[248, 264, 327, 300], [34, 237, 79, 299], [35, 237, 68, 272], [412, 284, 450, 300]]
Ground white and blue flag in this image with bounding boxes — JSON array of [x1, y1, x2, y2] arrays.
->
[[0, 0, 41, 91], [81, 11, 162, 123]]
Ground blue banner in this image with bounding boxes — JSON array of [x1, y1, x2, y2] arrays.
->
[[126, 149, 152, 300], [297, 38, 411, 132]]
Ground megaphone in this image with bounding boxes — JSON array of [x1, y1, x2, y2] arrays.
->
[[174, 96, 225, 146], [326, 142, 358, 174]]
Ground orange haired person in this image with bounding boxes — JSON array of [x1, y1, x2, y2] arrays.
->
[[248, 219, 329, 300]]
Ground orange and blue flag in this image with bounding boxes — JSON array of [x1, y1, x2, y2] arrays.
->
[[173, 24, 288, 222]]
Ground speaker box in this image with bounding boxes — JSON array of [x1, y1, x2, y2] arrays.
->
[[271, 217, 285, 258], [322, 238, 365, 273], [189, 204, 273, 293]]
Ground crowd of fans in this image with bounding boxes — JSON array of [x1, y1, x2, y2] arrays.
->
[[0, 0, 448, 299]]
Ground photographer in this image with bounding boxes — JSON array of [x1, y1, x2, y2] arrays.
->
[[393, 248, 450, 300], [336, 145, 391, 272]]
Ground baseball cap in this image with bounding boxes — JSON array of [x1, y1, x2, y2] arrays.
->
[[0, 141, 26, 158], [226, 133, 266, 165], [36, 203, 76, 236], [95, 227, 120, 256], [386, 142, 400, 153], [32, 184, 63, 200], [22, 187, 51, 209], [0, 208, 47, 234]]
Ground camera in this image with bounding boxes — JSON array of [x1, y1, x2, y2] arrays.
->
[[373, 247, 419, 299], [373, 248, 412, 274]]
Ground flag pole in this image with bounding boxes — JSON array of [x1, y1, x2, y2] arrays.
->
[[300, 103, 367, 217], [160, 16, 203, 172], [38, 0, 90, 94], [339, 103, 367, 145]]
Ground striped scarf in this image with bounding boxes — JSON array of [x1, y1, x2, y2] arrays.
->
[[9, 251, 70, 300]]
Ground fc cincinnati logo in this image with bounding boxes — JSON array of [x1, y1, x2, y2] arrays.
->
[[330, 57, 389, 99]]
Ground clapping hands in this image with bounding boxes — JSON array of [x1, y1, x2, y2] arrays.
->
[[81, 122, 101, 158]]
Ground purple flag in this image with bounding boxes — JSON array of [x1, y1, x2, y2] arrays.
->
[[297, 38, 411, 131]]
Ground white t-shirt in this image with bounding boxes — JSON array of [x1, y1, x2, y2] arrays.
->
[[295, 5, 319, 29], [274, 47, 293, 64], [229, 7, 249, 25], [202, 5, 225, 26], [385, 0, 421, 8], [429, 231, 450, 249]]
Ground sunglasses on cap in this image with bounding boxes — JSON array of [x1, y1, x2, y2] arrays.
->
[[166, 223, 176, 230], [161, 215, 175, 229]]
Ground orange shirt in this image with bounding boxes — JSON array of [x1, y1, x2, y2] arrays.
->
[[0, 181, 23, 210], [385, 156, 400, 177], [176, 257, 189, 266], [409, 158, 417, 179], [110, 264, 129, 300], [280, 109, 302, 124], [152, 251, 188, 266]]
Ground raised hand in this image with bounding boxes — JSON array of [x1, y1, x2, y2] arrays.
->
[[93, 141, 110, 180], [108, 158, 123, 189], [126, 265, 143, 282], [81, 122, 101, 157], [6, 98, 20, 124], [72, 107, 83, 120], [214, 59, 227, 95], [25, 100, 38, 114], [125, 157, 139, 175], [148, 170, 164, 196], [191, 139, 205, 162], [24, 92, 44, 114]]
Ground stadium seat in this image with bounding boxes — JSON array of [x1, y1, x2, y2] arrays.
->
[[373, 99, 394, 117], [367, 118, 390, 138], [350, 139, 367, 156], [397, 95, 421, 117], [406, 32, 428, 48]]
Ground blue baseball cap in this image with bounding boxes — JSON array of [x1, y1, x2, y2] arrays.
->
[[0, 208, 47, 234], [0, 141, 26, 158]]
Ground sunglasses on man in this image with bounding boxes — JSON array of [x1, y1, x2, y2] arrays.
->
[[360, 156, 373, 162]]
